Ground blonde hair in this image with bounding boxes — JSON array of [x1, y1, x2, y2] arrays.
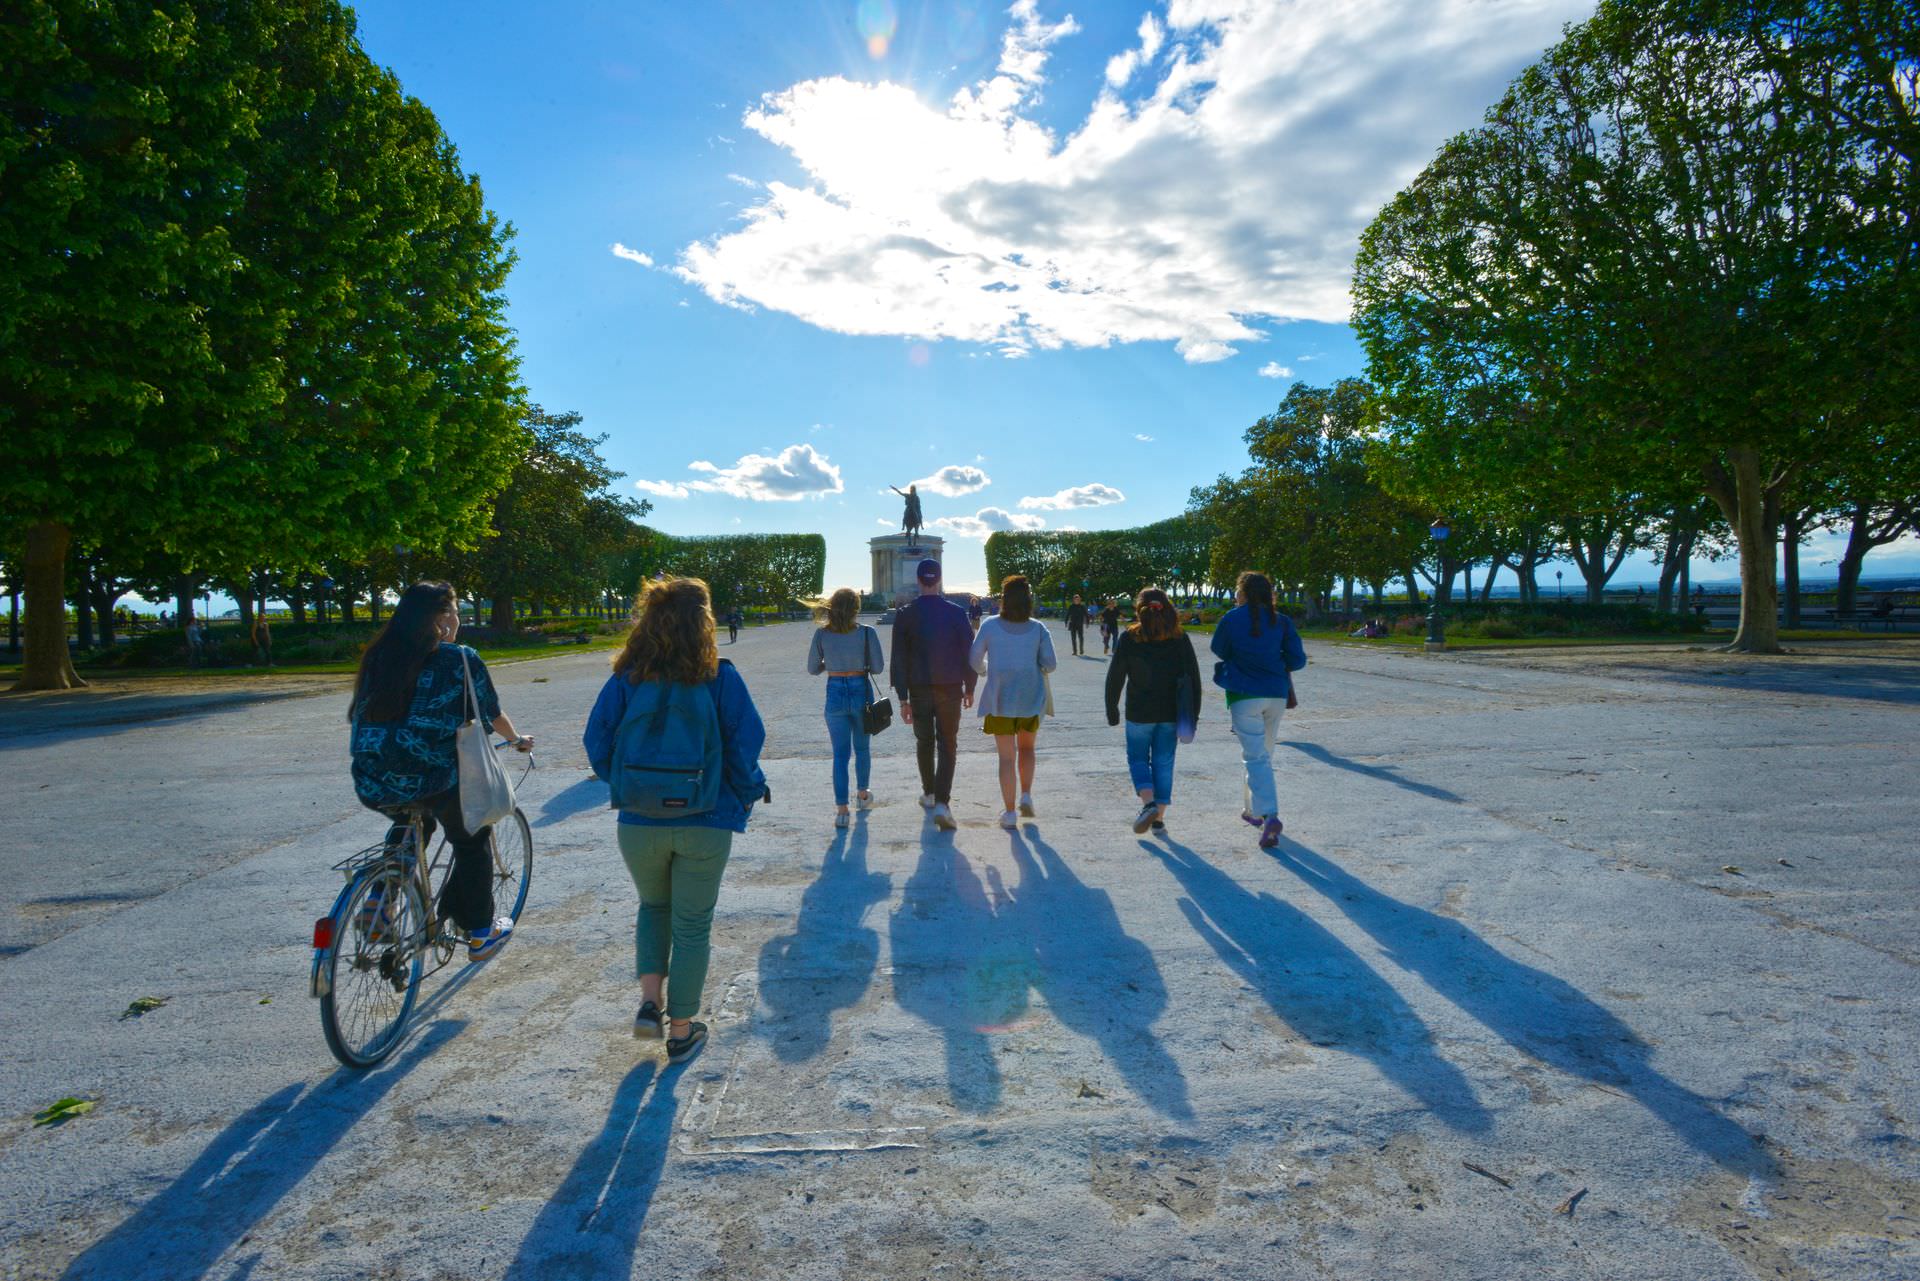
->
[[613, 577, 720, 685], [821, 587, 861, 633]]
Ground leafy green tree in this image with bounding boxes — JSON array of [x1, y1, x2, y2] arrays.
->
[[1353, 0, 1915, 652]]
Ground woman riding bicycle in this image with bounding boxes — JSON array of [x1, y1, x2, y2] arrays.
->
[[348, 581, 533, 961]]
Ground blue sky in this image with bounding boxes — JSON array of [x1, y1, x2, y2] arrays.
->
[[347, 0, 1915, 594]]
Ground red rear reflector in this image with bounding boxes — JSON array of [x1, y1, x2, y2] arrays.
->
[[313, 918, 335, 949]]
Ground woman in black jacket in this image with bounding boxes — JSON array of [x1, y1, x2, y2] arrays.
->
[[1104, 586, 1202, 834]]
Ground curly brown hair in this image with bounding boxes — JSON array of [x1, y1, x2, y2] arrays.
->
[[1128, 586, 1181, 642], [614, 577, 720, 685]]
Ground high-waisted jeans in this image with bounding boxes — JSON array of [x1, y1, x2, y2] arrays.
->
[[825, 675, 872, 806]]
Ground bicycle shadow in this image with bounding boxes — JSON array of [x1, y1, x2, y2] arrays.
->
[[888, 832, 1034, 1113], [755, 822, 891, 1063], [504, 1059, 688, 1277], [534, 776, 607, 829], [60, 1019, 467, 1281], [1004, 825, 1193, 1121], [1148, 837, 1490, 1134], [1273, 841, 1774, 1175]]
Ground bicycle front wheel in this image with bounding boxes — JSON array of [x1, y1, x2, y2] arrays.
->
[[491, 808, 533, 925], [319, 866, 425, 1069]]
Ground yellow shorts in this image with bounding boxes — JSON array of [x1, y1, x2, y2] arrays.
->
[[983, 714, 1040, 736]]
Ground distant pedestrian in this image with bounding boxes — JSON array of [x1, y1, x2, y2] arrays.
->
[[890, 558, 976, 831], [185, 618, 204, 668], [584, 577, 768, 1062], [808, 587, 885, 827], [969, 575, 1057, 829], [726, 608, 741, 644], [1106, 587, 1201, 835], [252, 614, 273, 667], [1211, 571, 1307, 849], [1100, 599, 1121, 654], [969, 597, 984, 630], [1066, 594, 1089, 656]]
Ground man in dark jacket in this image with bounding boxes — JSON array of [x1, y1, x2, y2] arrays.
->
[[1066, 595, 1089, 656], [891, 559, 976, 830]]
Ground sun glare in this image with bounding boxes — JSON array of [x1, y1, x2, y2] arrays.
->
[[856, 0, 896, 59]]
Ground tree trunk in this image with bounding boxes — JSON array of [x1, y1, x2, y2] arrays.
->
[[1835, 503, 1870, 615], [175, 577, 197, 631], [1656, 526, 1693, 614], [490, 595, 514, 629], [1782, 509, 1803, 630], [341, 592, 357, 624], [73, 570, 94, 652], [289, 594, 308, 625], [230, 582, 255, 633], [14, 521, 87, 690], [1480, 561, 1500, 602], [1402, 565, 1423, 610], [90, 579, 119, 648], [1462, 561, 1473, 600], [1708, 446, 1782, 654]]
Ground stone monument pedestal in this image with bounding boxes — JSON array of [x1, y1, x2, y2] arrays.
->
[[870, 534, 944, 604]]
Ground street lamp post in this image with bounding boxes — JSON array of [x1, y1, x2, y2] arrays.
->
[[1556, 569, 1564, 600], [1426, 518, 1450, 651]]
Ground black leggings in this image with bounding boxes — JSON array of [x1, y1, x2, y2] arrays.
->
[[381, 788, 495, 932]]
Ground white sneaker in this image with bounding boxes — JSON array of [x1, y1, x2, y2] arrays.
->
[[1018, 793, 1036, 818], [857, 791, 876, 811], [932, 804, 957, 831], [998, 809, 1019, 830], [919, 792, 937, 809]]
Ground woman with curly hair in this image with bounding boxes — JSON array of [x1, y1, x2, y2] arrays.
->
[[584, 577, 767, 1061]]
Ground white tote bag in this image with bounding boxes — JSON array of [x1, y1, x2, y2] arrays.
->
[[456, 647, 515, 831]]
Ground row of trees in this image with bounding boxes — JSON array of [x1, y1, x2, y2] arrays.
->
[[1349, 0, 1916, 652], [984, 516, 1221, 603], [4, 0, 526, 689]]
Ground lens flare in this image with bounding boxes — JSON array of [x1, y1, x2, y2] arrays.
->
[[856, 0, 897, 59]]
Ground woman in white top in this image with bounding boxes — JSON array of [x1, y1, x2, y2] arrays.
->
[[968, 575, 1057, 829]]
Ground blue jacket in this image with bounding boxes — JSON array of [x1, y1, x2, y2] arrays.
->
[[582, 660, 767, 832], [889, 594, 979, 700], [1209, 604, 1306, 698]]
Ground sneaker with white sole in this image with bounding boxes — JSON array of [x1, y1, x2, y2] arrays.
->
[[468, 917, 515, 962], [1018, 793, 1036, 818], [919, 792, 937, 809], [1132, 803, 1161, 834], [932, 803, 957, 831], [633, 1000, 664, 1039], [666, 1020, 708, 1062], [999, 809, 1019, 830], [834, 810, 851, 829], [857, 791, 876, 811]]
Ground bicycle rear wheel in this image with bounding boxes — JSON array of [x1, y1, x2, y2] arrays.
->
[[491, 808, 533, 924], [318, 865, 425, 1068]]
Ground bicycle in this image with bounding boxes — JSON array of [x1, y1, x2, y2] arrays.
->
[[311, 743, 535, 1069]]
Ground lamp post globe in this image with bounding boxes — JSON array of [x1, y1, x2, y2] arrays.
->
[[1426, 518, 1450, 651]]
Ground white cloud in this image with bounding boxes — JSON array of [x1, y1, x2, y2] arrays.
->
[[1105, 13, 1166, 88], [929, 506, 1048, 539], [675, 0, 1588, 360], [611, 242, 654, 268], [725, 172, 760, 188], [1134, 433, 1154, 442], [912, 464, 993, 496], [1020, 482, 1126, 510], [1258, 362, 1292, 379], [640, 443, 844, 502]]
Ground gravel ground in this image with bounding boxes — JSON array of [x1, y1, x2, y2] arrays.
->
[[1, 624, 1916, 1280]]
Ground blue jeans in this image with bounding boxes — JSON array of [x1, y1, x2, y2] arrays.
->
[[1125, 720, 1178, 806], [825, 676, 872, 806]]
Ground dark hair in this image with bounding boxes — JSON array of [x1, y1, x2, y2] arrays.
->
[[351, 581, 457, 722], [1236, 571, 1278, 636], [615, 577, 719, 685], [1000, 574, 1033, 623], [1128, 586, 1181, 642]]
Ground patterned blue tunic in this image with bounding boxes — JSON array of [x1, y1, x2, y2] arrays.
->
[[350, 643, 502, 809]]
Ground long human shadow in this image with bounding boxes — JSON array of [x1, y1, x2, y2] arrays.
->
[[756, 823, 891, 1062], [60, 1019, 466, 1281], [1001, 826, 1193, 1121], [1281, 740, 1465, 805], [887, 832, 1034, 1113], [534, 776, 608, 829], [504, 1059, 687, 1277], [1149, 838, 1490, 1133], [1274, 841, 1773, 1175]]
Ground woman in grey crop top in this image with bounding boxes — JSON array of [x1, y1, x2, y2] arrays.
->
[[808, 588, 886, 826]]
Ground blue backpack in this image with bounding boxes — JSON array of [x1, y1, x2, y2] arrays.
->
[[609, 673, 724, 818]]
